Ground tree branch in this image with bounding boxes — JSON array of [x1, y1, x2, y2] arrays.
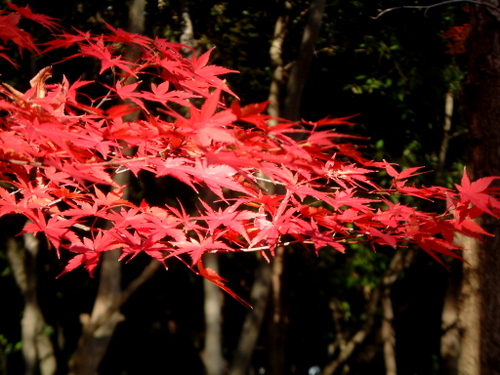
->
[[323, 249, 414, 375], [372, 0, 500, 20]]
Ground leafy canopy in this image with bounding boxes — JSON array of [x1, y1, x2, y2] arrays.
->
[[0, 3, 499, 304]]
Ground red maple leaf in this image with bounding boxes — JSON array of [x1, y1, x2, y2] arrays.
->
[[455, 169, 500, 218], [188, 48, 238, 97], [6, 3, 61, 32], [111, 80, 147, 112], [57, 231, 121, 277], [196, 258, 251, 308], [0, 12, 38, 54], [196, 199, 261, 243], [193, 159, 254, 199], [0, 186, 19, 216], [137, 81, 192, 107], [168, 236, 235, 265], [41, 29, 91, 52], [103, 22, 152, 50], [73, 36, 138, 77], [22, 212, 80, 257], [415, 234, 465, 268]]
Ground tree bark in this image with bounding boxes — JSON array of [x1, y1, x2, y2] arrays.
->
[[127, 0, 145, 35], [177, 4, 227, 372], [381, 282, 397, 375], [440, 259, 461, 375], [179, 0, 197, 51], [69, 2, 148, 374], [228, 259, 272, 375], [267, 1, 326, 373], [68, 251, 124, 375], [439, 86, 460, 375], [268, 1, 292, 120], [459, 2, 500, 374], [6, 233, 57, 375], [283, 0, 326, 122], [269, 246, 286, 375], [200, 254, 225, 375], [437, 89, 455, 173]]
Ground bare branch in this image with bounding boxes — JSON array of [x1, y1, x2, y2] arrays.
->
[[323, 249, 414, 375], [372, 0, 499, 19]]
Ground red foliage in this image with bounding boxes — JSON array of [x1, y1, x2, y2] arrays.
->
[[442, 23, 470, 55], [0, 5, 499, 302]]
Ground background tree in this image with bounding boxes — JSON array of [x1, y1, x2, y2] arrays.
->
[[459, 2, 500, 374]]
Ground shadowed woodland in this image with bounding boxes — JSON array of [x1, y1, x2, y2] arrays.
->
[[1, 1, 500, 375]]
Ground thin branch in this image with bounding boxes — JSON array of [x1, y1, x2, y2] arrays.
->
[[0, 158, 43, 167], [372, 0, 499, 19], [322, 249, 414, 375], [79, 259, 162, 338], [0, 155, 154, 168]]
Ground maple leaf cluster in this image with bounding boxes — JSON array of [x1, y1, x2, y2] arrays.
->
[[442, 23, 470, 55], [0, 4, 499, 300]]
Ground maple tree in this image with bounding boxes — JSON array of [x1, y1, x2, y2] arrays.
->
[[0, 4, 499, 305]]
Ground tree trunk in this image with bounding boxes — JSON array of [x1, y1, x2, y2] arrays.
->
[[68, 251, 124, 375], [69, 2, 146, 374], [282, 0, 326, 122], [200, 253, 225, 375], [459, 3, 500, 374], [268, 1, 291, 120], [177, 3, 227, 371], [179, 0, 197, 51], [228, 259, 272, 375], [6, 233, 57, 375], [439, 86, 460, 375], [267, 1, 326, 373], [127, 0, 145, 35], [440, 259, 461, 375], [269, 246, 286, 375], [381, 283, 397, 375], [437, 89, 455, 174]]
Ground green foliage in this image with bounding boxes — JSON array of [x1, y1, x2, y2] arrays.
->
[[0, 334, 21, 372]]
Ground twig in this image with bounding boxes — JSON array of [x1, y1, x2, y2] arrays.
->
[[372, 0, 498, 19], [322, 248, 414, 375]]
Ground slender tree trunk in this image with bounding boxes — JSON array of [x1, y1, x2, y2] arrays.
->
[[201, 253, 226, 375], [228, 259, 272, 375], [268, 1, 292, 120], [176, 3, 226, 372], [6, 233, 57, 375], [179, 0, 197, 51], [69, 2, 147, 374], [269, 246, 286, 375], [127, 0, 145, 35], [267, 6, 294, 367], [381, 283, 397, 375], [439, 85, 460, 375], [440, 259, 461, 375], [282, 0, 326, 122], [459, 3, 500, 374], [437, 90, 455, 173], [267, 1, 327, 373], [69, 170, 129, 375], [457, 234, 483, 375], [69, 251, 124, 375]]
